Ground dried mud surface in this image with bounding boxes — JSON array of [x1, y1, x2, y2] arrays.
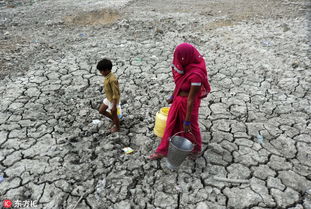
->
[[0, 0, 311, 208]]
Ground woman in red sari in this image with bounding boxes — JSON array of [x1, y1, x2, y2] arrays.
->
[[148, 43, 211, 160]]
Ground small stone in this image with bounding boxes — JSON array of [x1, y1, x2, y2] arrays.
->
[[155, 28, 164, 34], [281, 23, 290, 32], [292, 61, 299, 69]]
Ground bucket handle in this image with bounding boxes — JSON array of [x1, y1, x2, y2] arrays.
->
[[171, 131, 196, 141]]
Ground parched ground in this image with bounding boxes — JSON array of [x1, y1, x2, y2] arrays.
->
[[0, 0, 311, 208]]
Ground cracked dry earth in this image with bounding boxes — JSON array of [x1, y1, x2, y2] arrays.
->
[[0, 0, 311, 208]]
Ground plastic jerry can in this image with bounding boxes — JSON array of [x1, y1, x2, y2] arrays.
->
[[154, 107, 170, 138]]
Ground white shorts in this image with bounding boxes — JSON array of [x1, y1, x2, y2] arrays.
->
[[103, 98, 122, 118]]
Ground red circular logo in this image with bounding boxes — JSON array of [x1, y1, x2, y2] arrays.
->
[[3, 200, 12, 208]]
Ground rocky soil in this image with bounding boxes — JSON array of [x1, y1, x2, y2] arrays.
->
[[0, 0, 311, 208]]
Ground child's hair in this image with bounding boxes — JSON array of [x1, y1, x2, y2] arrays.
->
[[97, 58, 112, 71]]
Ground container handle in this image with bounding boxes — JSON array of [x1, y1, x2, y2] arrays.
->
[[171, 131, 196, 141]]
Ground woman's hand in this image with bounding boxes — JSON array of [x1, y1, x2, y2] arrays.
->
[[184, 124, 191, 133], [166, 96, 173, 104], [183, 121, 191, 133]]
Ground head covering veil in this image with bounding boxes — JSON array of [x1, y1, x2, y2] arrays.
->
[[171, 43, 211, 98]]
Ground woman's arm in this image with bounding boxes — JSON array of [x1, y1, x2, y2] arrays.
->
[[184, 85, 201, 132]]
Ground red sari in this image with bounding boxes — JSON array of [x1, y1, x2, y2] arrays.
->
[[156, 43, 211, 155]]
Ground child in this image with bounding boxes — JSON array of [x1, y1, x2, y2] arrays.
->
[[97, 58, 121, 132]]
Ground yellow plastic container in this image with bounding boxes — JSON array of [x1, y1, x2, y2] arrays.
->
[[108, 106, 123, 119], [154, 107, 170, 138], [117, 107, 122, 119]]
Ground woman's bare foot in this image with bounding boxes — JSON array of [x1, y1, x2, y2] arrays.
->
[[147, 153, 165, 160]]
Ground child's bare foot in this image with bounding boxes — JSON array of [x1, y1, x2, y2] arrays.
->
[[110, 125, 119, 133], [109, 122, 114, 129]]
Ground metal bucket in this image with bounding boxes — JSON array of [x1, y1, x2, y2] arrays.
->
[[166, 131, 194, 170]]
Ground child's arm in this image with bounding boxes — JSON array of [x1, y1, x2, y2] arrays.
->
[[111, 99, 118, 112], [110, 80, 120, 112]]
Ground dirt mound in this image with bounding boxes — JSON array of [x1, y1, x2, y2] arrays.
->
[[64, 9, 120, 26]]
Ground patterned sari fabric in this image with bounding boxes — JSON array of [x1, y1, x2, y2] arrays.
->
[[156, 43, 211, 155]]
